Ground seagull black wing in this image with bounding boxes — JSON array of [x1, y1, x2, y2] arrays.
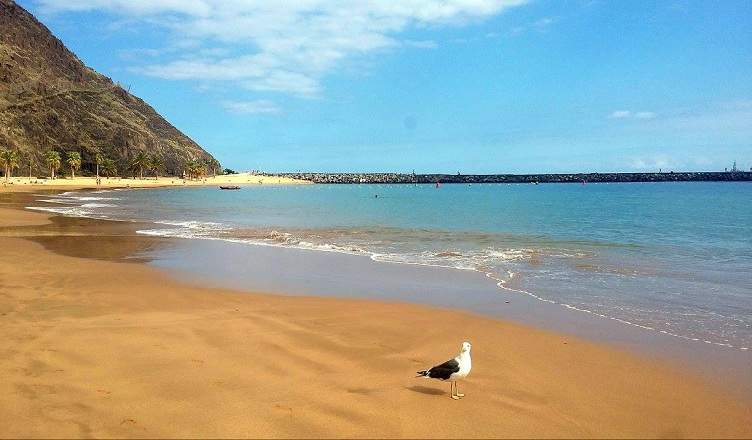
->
[[417, 358, 460, 380]]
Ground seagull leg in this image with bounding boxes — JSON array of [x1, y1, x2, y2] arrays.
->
[[456, 382, 465, 398], [450, 381, 460, 400]]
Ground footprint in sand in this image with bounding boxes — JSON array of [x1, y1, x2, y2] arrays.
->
[[119, 418, 147, 431], [347, 387, 376, 395], [273, 404, 293, 414]]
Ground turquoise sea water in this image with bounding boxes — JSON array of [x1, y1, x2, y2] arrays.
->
[[31, 182, 752, 350]]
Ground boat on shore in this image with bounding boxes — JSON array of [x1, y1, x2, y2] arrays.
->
[[219, 186, 241, 190]]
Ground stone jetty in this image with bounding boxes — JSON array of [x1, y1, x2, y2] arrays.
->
[[275, 171, 752, 184]]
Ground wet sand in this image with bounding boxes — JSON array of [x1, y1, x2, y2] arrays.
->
[[0, 193, 750, 438], [147, 238, 752, 400]]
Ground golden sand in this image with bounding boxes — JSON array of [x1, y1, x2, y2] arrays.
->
[[0, 198, 750, 438], [0, 172, 307, 192]]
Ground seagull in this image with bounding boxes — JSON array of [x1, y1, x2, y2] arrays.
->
[[416, 341, 472, 399]]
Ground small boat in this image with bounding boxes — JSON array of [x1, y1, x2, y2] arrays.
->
[[219, 185, 241, 190]]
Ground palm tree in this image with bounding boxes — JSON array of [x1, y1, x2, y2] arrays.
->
[[207, 158, 220, 178], [101, 158, 117, 178], [66, 151, 81, 179], [131, 151, 148, 179], [0, 149, 20, 183], [184, 159, 195, 180], [184, 159, 205, 180], [45, 150, 61, 179], [148, 154, 165, 179], [24, 151, 34, 179], [94, 151, 103, 179]]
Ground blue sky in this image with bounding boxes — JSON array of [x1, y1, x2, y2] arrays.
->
[[21, 0, 752, 173]]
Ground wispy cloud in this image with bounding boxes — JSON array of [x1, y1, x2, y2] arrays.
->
[[39, 0, 529, 100], [628, 154, 717, 172], [608, 110, 656, 119], [506, 15, 558, 36], [659, 101, 752, 132], [628, 154, 679, 170], [403, 40, 439, 49], [221, 100, 281, 115], [533, 17, 556, 29], [608, 110, 632, 119]]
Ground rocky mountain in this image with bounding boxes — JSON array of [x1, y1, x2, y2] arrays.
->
[[0, 0, 217, 176]]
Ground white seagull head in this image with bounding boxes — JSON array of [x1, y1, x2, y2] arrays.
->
[[461, 341, 472, 353]]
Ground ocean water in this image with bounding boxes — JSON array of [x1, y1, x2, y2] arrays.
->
[[29, 182, 752, 350]]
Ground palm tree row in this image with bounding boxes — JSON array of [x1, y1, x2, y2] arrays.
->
[[2, 149, 56, 180], [45, 150, 82, 179], [44, 150, 98, 179], [207, 158, 221, 177], [183, 158, 207, 180], [3, 147, 215, 181], [130, 152, 167, 179], [148, 155, 165, 179]]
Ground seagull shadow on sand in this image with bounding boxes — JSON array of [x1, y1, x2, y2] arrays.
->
[[405, 385, 445, 396]]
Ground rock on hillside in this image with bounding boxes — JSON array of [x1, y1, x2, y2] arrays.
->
[[0, 0, 217, 176]]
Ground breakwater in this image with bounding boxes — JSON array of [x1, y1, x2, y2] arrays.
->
[[276, 171, 752, 184]]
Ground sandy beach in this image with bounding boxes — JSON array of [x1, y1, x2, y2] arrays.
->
[[0, 191, 751, 438], [0, 173, 307, 192]]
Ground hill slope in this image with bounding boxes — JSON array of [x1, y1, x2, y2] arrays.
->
[[0, 0, 217, 176]]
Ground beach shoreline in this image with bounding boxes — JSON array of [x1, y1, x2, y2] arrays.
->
[[1, 190, 750, 438], [0, 172, 308, 192], [147, 236, 752, 400]]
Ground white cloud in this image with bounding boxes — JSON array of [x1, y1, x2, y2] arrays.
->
[[403, 39, 439, 49], [506, 15, 557, 36], [221, 99, 281, 114], [242, 72, 321, 97], [608, 110, 656, 120], [38, 0, 529, 98], [628, 154, 678, 170], [608, 110, 632, 119], [628, 154, 720, 172], [38, 0, 213, 16]]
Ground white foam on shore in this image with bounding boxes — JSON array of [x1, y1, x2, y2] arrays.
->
[[26, 205, 103, 219], [138, 223, 367, 256], [37, 199, 77, 204], [81, 203, 117, 208], [27, 190, 121, 220], [56, 191, 121, 201], [484, 271, 749, 351]]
